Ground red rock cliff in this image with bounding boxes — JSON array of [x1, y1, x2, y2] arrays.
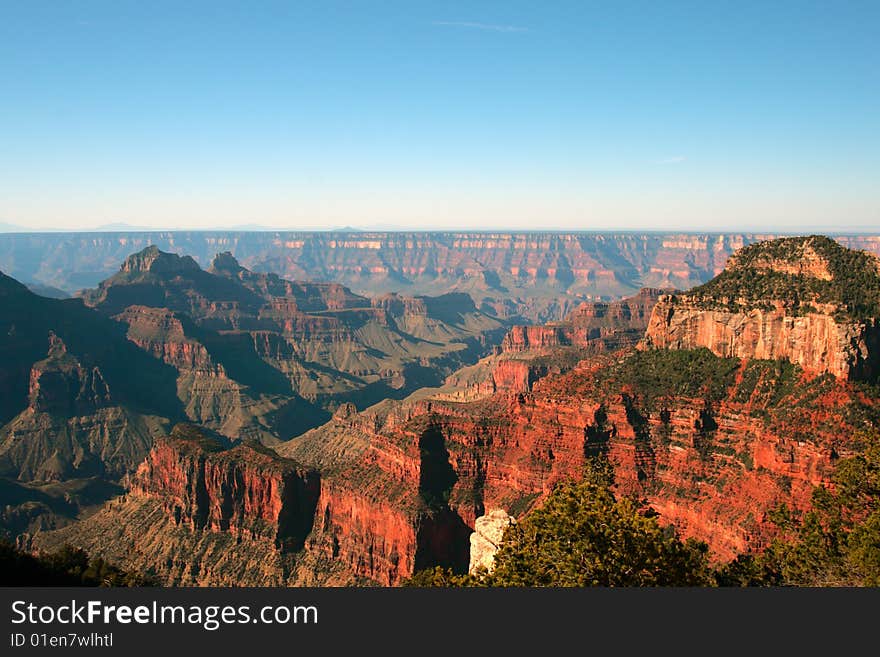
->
[[645, 297, 880, 379], [115, 306, 222, 373], [421, 354, 871, 561], [643, 237, 880, 380], [132, 425, 320, 550], [36, 343, 878, 581]]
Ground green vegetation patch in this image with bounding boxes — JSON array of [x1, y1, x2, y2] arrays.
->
[[595, 348, 740, 409], [688, 236, 880, 319], [731, 359, 800, 406]]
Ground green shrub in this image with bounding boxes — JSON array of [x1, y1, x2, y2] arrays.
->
[[689, 236, 880, 319], [0, 542, 156, 586]]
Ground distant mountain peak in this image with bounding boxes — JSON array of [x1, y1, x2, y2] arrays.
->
[[120, 245, 200, 275], [209, 251, 244, 274]]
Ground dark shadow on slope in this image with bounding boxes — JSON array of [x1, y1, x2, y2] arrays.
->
[[693, 400, 719, 459], [180, 318, 293, 396], [421, 293, 477, 327], [418, 425, 457, 511], [413, 508, 472, 575], [269, 397, 331, 440], [623, 394, 656, 482], [414, 423, 470, 574], [56, 301, 184, 419], [276, 468, 321, 553], [584, 404, 615, 458], [0, 477, 125, 540], [0, 273, 184, 424]]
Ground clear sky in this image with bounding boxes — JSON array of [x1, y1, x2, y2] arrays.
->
[[1, 0, 878, 232]]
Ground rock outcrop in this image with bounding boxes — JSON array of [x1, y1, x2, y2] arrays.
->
[[502, 288, 664, 353], [469, 509, 515, 574], [490, 359, 547, 393], [28, 333, 113, 416], [645, 300, 880, 379], [120, 245, 201, 275], [113, 307, 221, 373], [37, 419, 469, 586], [644, 236, 880, 380], [0, 284, 180, 490], [84, 247, 507, 411], [131, 425, 320, 550]]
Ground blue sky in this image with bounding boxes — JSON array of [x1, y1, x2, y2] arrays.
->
[[1, 0, 878, 231]]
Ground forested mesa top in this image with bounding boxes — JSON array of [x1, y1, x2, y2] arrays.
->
[[685, 236, 880, 319]]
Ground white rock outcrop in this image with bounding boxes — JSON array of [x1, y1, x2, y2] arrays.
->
[[468, 509, 515, 575]]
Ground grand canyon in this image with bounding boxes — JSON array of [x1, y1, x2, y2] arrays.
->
[[3, 16, 877, 657], [5, 231, 880, 322], [2, 232, 879, 586]]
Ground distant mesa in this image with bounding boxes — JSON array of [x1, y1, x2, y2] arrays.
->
[[501, 287, 667, 355]]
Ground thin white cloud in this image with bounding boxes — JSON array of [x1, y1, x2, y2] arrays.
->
[[433, 21, 528, 33], [657, 156, 687, 164]]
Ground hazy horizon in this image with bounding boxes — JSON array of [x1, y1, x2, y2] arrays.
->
[[2, 1, 878, 232], [3, 222, 880, 235]]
